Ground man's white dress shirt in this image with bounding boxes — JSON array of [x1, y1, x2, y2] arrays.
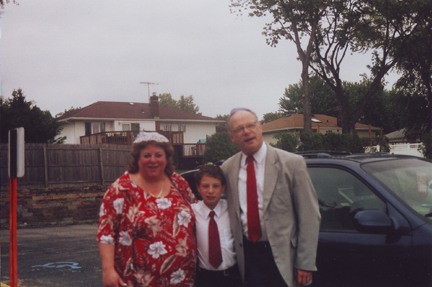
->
[[238, 143, 268, 241]]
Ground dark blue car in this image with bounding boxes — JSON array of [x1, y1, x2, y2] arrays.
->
[[181, 154, 432, 286]]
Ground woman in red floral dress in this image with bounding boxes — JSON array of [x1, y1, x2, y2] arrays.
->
[[97, 132, 197, 287]]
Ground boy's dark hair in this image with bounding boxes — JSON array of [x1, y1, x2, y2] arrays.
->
[[194, 163, 226, 186]]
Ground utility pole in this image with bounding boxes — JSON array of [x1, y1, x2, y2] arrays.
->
[[140, 82, 159, 102]]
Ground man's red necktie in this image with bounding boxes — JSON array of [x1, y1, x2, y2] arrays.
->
[[246, 155, 262, 242], [208, 211, 222, 268]]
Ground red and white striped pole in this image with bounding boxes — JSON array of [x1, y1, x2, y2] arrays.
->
[[8, 128, 25, 287]]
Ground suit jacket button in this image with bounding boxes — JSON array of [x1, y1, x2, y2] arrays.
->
[[239, 243, 243, 247]]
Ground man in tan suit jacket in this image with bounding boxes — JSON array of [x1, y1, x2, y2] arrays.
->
[[221, 108, 320, 287]]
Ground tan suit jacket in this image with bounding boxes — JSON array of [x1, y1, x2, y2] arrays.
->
[[221, 145, 321, 287]]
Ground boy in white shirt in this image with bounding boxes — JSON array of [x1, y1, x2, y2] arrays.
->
[[192, 163, 241, 287]]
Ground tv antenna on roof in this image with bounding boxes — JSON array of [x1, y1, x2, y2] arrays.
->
[[140, 82, 159, 102]]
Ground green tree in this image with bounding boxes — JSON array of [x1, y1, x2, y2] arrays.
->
[[158, 93, 177, 109], [279, 75, 338, 117], [280, 74, 400, 134], [0, 89, 65, 143], [216, 114, 229, 131], [344, 80, 399, 134], [392, 0, 432, 133], [203, 132, 240, 163], [177, 95, 201, 115], [310, 0, 423, 134], [230, 0, 331, 134], [392, 82, 429, 136], [0, 0, 18, 8], [55, 106, 82, 118], [158, 93, 201, 115]]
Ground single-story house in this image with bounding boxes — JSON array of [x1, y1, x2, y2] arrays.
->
[[57, 95, 224, 147], [262, 114, 381, 145], [385, 128, 424, 143]]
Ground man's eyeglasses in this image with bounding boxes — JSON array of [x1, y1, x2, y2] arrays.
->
[[231, 122, 257, 134]]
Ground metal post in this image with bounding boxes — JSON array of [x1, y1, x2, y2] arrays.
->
[[9, 129, 18, 287], [43, 145, 49, 187], [99, 148, 104, 185]]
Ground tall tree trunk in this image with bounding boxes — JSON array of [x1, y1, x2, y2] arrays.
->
[[302, 65, 312, 134], [292, 15, 318, 135]]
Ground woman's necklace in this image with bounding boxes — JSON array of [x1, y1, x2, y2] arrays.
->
[[148, 180, 165, 198]]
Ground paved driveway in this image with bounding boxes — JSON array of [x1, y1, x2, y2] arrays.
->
[[1, 223, 102, 287]]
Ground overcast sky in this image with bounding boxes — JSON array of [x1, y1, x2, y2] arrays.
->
[[1, 0, 398, 120]]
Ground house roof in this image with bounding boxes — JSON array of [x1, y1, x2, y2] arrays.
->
[[262, 114, 380, 133], [385, 129, 406, 140], [57, 101, 222, 122], [385, 128, 423, 142]]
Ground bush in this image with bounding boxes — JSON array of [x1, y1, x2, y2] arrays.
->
[[203, 132, 240, 163], [298, 132, 365, 153], [379, 136, 391, 153], [298, 133, 327, 151], [419, 132, 432, 159], [344, 133, 365, 153], [272, 133, 299, 152]]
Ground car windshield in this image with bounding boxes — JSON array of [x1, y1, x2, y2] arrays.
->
[[362, 157, 432, 219]]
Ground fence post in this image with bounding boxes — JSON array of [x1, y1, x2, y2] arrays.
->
[[43, 145, 49, 188], [99, 147, 104, 185]]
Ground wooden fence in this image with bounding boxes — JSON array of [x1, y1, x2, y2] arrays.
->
[[0, 144, 131, 190], [365, 142, 424, 157]]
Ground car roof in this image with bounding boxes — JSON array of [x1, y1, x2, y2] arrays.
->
[[301, 152, 429, 165]]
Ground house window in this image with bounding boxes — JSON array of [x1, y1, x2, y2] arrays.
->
[[85, 122, 91, 136], [122, 124, 131, 131], [86, 122, 106, 134], [131, 123, 140, 131], [178, 124, 186, 132], [162, 123, 172, 131], [92, 122, 100, 134]]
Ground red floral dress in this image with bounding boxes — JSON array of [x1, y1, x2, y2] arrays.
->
[[97, 172, 197, 287]]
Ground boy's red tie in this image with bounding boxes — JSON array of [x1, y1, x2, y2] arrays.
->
[[208, 211, 222, 268]]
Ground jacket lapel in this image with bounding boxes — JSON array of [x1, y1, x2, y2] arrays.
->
[[226, 153, 242, 220], [263, 146, 278, 214]]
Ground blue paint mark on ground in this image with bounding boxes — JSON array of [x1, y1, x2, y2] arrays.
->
[[31, 262, 82, 269]]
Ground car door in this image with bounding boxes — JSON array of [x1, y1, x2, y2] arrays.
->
[[308, 165, 412, 287]]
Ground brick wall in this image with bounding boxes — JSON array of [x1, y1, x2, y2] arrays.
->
[[1, 185, 109, 228]]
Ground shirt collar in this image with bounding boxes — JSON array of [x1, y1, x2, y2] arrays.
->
[[201, 200, 223, 218], [242, 142, 267, 166]]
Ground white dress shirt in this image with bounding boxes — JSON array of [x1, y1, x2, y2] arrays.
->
[[192, 199, 236, 270], [238, 143, 268, 241]]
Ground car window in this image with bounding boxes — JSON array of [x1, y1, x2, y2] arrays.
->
[[308, 167, 387, 231], [362, 158, 432, 218]]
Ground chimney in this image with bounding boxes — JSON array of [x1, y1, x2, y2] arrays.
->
[[150, 92, 160, 119]]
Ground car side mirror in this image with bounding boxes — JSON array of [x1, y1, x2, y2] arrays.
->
[[353, 210, 393, 234]]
